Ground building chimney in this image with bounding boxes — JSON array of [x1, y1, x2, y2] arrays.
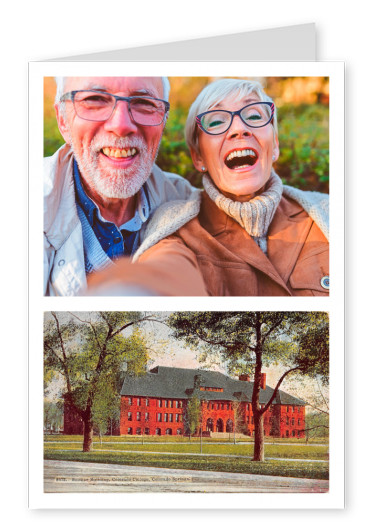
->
[[261, 373, 266, 389], [239, 374, 250, 382]]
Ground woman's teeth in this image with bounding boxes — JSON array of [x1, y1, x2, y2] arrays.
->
[[225, 148, 258, 169], [226, 149, 257, 161], [102, 147, 137, 158]]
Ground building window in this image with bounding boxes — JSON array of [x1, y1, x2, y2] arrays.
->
[[158, 399, 162, 407], [164, 413, 168, 422], [292, 430, 295, 437], [136, 427, 141, 435], [165, 400, 168, 407], [128, 412, 132, 421], [226, 419, 233, 433], [286, 430, 289, 437], [145, 413, 149, 421], [146, 399, 149, 406], [286, 406, 290, 412], [179, 401, 183, 408], [136, 412, 141, 421], [137, 398, 141, 406], [175, 413, 179, 422], [286, 418, 289, 425], [145, 428, 150, 435], [292, 419, 295, 426], [170, 400, 173, 408], [166, 428, 172, 435], [175, 400, 179, 408], [157, 413, 162, 422], [298, 419, 301, 426], [156, 428, 161, 436], [127, 427, 132, 434], [177, 429, 182, 435], [169, 413, 173, 422], [128, 398, 132, 405]]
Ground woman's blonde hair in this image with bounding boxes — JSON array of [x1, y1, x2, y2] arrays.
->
[[185, 78, 278, 155]]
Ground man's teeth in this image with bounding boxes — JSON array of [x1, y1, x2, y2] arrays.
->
[[226, 149, 256, 162], [102, 147, 137, 158]]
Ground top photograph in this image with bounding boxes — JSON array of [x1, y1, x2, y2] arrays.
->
[[44, 75, 329, 297]]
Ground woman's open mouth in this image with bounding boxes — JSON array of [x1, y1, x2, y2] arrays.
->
[[224, 148, 258, 170]]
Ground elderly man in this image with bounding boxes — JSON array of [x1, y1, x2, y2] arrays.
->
[[44, 76, 197, 296]]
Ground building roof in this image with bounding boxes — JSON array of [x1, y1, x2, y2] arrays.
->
[[120, 366, 305, 406]]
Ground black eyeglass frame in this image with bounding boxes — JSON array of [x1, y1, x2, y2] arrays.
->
[[60, 90, 170, 125], [195, 101, 275, 135]]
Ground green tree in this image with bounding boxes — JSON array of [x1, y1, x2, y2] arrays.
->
[[167, 311, 328, 461], [44, 312, 154, 452], [186, 394, 201, 440], [185, 373, 203, 440], [92, 376, 121, 444], [44, 400, 63, 433]]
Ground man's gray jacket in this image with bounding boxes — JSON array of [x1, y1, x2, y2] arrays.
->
[[44, 144, 198, 296]]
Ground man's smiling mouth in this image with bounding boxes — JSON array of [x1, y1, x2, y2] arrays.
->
[[225, 148, 258, 169], [101, 147, 138, 158]]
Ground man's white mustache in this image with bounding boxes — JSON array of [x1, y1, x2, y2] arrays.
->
[[90, 135, 146, 152]]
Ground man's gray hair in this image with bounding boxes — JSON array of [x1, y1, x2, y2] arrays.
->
[[185, 78, 278, 155], [54, 76, 170, 104]]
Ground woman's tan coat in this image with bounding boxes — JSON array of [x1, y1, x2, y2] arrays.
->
[[88, 191, 329, 296]]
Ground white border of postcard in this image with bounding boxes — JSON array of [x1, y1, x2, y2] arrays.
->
[[29, 61, 344, 509]]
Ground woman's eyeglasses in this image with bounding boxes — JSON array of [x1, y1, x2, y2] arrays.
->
[[196, 102, 274, 135]]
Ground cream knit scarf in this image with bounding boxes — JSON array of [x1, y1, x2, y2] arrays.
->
[[202, 170, 283, 253]]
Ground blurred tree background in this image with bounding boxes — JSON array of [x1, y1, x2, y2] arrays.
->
[[44, 76, 329, 193]]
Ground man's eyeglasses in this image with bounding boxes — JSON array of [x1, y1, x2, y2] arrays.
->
[[60, 90, 170, 126], [196, 102, 275, 135]]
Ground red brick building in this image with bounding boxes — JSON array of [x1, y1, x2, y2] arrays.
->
[[120, 366, 306, 438]]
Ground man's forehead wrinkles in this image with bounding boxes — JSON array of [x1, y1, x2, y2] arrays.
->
[[72, 84, 159, 98]]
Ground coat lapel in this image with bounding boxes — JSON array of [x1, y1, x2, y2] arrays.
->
[[199, 193, 293, 294], [267, 196, 313, 284]]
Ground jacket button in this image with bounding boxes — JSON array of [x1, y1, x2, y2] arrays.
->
[[114, 237, 122, 244], [320, 276, 329, 289], [58, 259, 65, 266]]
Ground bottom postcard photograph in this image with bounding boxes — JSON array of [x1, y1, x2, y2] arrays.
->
[[43, 310, 329, 495]]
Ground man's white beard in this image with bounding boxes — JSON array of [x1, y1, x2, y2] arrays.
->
[[69, 133, 158, 199]]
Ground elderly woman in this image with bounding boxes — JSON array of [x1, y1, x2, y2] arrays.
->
[[88, 79, 329, 296]]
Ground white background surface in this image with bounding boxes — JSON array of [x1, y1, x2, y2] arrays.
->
[[2, 0, 372, 526]]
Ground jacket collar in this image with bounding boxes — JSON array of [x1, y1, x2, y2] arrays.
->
[[44, 145, 78, 251]]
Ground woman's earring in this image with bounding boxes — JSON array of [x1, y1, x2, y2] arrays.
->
[[201, 166, 206, 172], [272, 155, 276, 161]]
